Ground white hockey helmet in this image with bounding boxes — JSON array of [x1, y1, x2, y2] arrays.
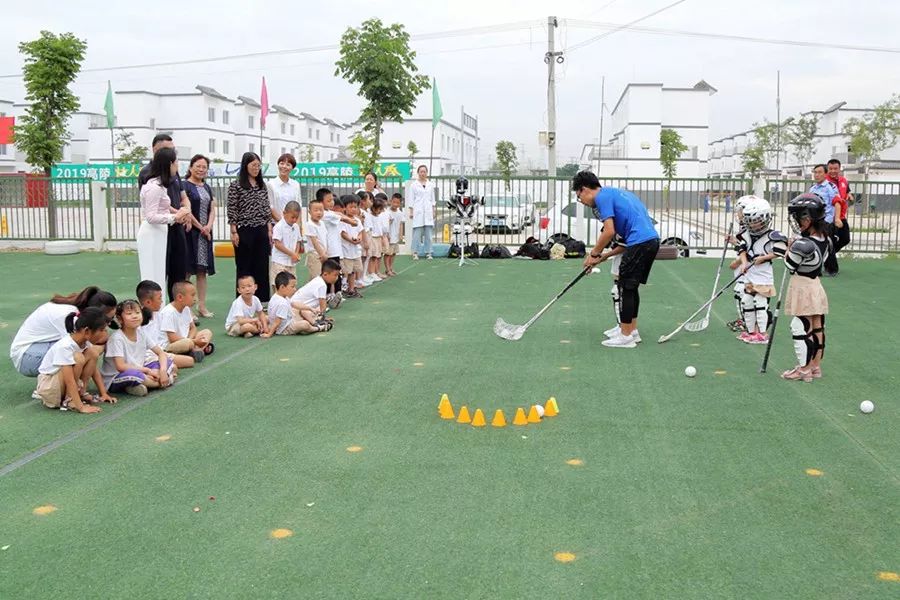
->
[[743, 197, 772, 232]]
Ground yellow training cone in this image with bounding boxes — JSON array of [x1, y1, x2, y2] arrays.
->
[[456, 405, 472, 424], [438, 395, 454, 419], [512, 407, 528, 426], [491, 409, 507, 427], [471, 409, 486, 427], [544, 397, 559, 417], [527, 405, 542, 423]]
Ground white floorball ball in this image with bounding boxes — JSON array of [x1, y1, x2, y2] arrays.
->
[[591, 267, 601, 274], [859, 400, 874, 414], [684, 366, 697, 378], [534, 404, 545, 418]]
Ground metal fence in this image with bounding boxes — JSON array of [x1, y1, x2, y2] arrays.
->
[[0, 175, 93, 240], [3, 173, 899, 254]]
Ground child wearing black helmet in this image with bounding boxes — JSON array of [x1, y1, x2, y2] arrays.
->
[[782, 193, 830, 382]]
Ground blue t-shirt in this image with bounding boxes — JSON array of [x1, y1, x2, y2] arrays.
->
[[592, 187, 658, 246]]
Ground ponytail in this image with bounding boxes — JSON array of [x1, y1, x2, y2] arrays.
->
[[66, 306, 109, 334], [51, 286, 117, 312]]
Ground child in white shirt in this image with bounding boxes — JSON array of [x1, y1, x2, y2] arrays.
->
[[225, 275, 268, 337], [320, 191, 358, 297], [305, 195, 329, 282], [291, 259, 342, 329], [101, 299, 174, 396], [340, 196, 365, 298], [137, 279, 193, 371], [385, 193, 404, 276], [270, 201, 302, 295], [263, 272, 331, 336], [367, 195, 387, 281], [158, 281, 214, 363]]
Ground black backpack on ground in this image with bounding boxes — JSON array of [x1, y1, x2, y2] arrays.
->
[[544, 233, 586, 258], [450, 242, 479, 258], [480, 244, 512, 259], [516, 236, 549, 260]]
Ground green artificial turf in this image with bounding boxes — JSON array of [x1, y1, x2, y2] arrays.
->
[[0, 251, 897, 599]]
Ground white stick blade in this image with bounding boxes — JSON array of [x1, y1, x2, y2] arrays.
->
[[494, 317, 525, 341], [683, 318, 709, 332]]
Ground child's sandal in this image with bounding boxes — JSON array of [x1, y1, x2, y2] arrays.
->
[[203, 343, 215, 356]]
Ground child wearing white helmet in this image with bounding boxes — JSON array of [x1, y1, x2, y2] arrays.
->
[[725, 195, 757, 332]]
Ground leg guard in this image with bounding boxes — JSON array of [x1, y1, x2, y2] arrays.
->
[[733, 280, 746, 325], [610, 282, 621, 325], [741, 292, 757, 332], [790, 317, 820, 367], [754, 294, 770, 332]]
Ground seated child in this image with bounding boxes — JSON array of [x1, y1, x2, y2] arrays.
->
[[158, 281, 214, 360], [263, 271, 331, 336], [137, 279, 196, 369], [225, 275, 268, 337], [34, 307, 116, 413], [291, 259, 341, 328], [100, 299, 175, 396]]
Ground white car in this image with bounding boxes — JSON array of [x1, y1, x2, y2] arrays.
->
[[651, 213, 705, 257], [475, 195, 536, 233]]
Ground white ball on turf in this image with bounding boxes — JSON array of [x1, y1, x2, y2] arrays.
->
[[533, 404, 545, 418], [859, 400, 874, 414], [684, 366, 697, 378], [591, 267, 601, 274]]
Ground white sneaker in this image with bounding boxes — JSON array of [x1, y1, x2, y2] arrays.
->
[[372, 273, 385, 281], [632, 330, 642, 343], [356, 279, 368, 288], [364, 275, 378, 284], [412, 254, 419, 260], [604, 325, 621, 338], [602, 333, 637, 348]]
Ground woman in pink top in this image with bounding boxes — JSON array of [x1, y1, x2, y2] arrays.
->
[[137, 148, 190, 289]]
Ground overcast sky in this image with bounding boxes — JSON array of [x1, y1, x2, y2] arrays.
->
[[1, 0, 897, 168]]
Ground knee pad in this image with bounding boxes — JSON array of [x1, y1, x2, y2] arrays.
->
[[790, 317, 819, 366], [610, 283, 620, 323], [733, 281, 745, 298], [620, 278, 640, 291], [610, 283, 619, 301], [753, 295, 770, 331], [741, 292, 761, 330]]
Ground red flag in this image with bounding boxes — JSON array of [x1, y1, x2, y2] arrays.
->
[[0, 116, 14, 145], [260, 77, 269, 129]]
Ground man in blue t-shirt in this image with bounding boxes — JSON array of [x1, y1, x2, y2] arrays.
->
[[573, 171, 660, 349]]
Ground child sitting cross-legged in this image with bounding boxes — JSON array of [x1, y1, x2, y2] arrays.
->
[[263, 271, 332, 337], [100, 299, 175, 396], [225, 275, 268, 337], [291, 259, 341, 330], [158, 281, 214, 361]]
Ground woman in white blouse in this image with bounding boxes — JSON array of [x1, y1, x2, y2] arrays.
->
[[267, 153, 301, 222], [137, 148, 191, 289], [408, 164, 436, 259]]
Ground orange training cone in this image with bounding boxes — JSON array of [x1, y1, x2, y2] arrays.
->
[[456, 405, 472, 424], [491, 409, 507, 427], [471, 409, 486, 427], [439, 395, 454, 419], [544, 397, 559, 417], [527, 405, 542, 423], [512, 407, 528, 426]]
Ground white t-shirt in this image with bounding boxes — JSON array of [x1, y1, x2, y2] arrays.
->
[[100, 328, 154, 385], [268, 177, 301, 215], [38, 335, 85, 376], [225, 295, 263, 330], [378, 210, 390, 238], [360, 209, 373, 234], [157, 304, 192, 348], [267, 294, 293, 335], [322, 210, 344, 258], [304, 219, 328, 255], [388, 209, 404, 243], [341, 221, 364, 259], [141, 311, 165, 356], [10, 302, 77, 370], [291, 276, 327, 310], [272, 219, 301, 266]]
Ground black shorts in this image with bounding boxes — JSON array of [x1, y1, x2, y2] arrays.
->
[[619, 238, 660, 285]]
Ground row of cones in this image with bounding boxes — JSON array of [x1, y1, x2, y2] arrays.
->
[[438, 394, 559, 427]]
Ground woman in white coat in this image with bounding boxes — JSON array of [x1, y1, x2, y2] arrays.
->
[[408, 165, 436, 259], [137, 147, 191, 289]]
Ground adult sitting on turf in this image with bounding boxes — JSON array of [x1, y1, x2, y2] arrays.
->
[[573, 171, 660, 349]]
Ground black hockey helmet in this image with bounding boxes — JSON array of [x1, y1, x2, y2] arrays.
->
[[787, 192, 825, 233]]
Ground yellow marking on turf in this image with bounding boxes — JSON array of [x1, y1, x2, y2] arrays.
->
[[714, 370, 727, 375], [434, 337, 444, 341], [565, 459, 584, 466], [0, 322, 8, 329], [560, 366, 572, 371], [279, 358, 290, 362], [554, 552, 577, 563], [465, 303, 473, 306], [562, 320, 571, 324], [805, 468, 823, 477], [372, 300, 382, 304], [560, 340, 571, 344], [488, 273, 496, 276], [346, 446, 363, 453], [155, 434, 172, 442], [413, 362, 425, 367], [690, 343, 701, 347], [449, 317, 459, 321], [269, 528, 294, 539], [32, 505, 57, 516], [877, 571, 900, 582]]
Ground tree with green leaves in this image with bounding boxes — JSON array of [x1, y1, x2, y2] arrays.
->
[[335, 19, 430, 160], [407, 140, 419, 169], [843, 95, 900, 212], [659, 129, 687, 212], [348, 132, 378, 175], [742, 143, 766, 178], [302, 144, 315, 163], [557, 163, 580, 177], [114, 131, 148, 165], [13, 31, 87, 176], [784, 114, 819, 174], [750, 120, 785, 171], [494, 141, 518, 190]]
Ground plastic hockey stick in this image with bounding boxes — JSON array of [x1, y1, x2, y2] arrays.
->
[[685, 222, 734, 332], [494, 267, 591, 341], [760, 265, 790, 373], [657, 272, 744, 344]]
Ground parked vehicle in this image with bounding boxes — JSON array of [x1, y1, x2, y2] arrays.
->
[[475, 195, 536, 233]]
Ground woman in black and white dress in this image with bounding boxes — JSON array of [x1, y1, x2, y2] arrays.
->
[[227, 152, 273, 302]]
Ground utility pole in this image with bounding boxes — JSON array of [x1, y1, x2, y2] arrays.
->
[[460, 105, 465, 176], [776, 70, 781, 172], [546, 16, 563, 206], [596, 75, 605, 174]]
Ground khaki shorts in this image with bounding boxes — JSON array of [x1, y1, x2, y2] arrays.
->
[[280, 317, 315, 336], [341, 257, 363, 277], [369, 236, 383, 258], [306, 252, 322, 279], [746, 283, 777, 298], [227, 322, 244, 337], [270, 262, 296, 288], [166, 338, 194, 354], [35, 371, 65, 409], [385, 243, 399, 256]]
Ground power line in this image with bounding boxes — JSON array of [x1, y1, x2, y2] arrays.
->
[[566, 19, 900, 54], [566, 0, 689, 53], [0, 20, 543, 80]]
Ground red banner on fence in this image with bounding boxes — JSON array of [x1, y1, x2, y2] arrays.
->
[[0, 116, 13, 144]]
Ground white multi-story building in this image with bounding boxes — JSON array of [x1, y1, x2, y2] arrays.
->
[[579, 80, 717, 178], [376, 108, 480, 175], [709, 101, 900, 178]]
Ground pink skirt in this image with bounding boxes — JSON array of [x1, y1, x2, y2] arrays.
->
[[784, 274, 828, 316]]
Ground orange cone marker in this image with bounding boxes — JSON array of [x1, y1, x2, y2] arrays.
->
[[491, 409, 507, 427], [527, 405, 542, 423], [438, 394, 454, 419], [544, 397, 559, 417], [471, 409, 486, 427], [456, 405, 472, 424], [512, 407, 528, 426]]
